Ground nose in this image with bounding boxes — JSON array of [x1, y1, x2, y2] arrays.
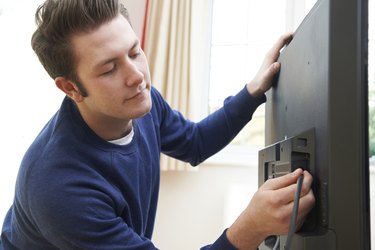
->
[[123, 60, 144, 87]]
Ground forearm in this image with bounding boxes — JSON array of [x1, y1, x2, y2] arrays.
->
[[193, 86, 266, 162], [159, 86, 265, 166]]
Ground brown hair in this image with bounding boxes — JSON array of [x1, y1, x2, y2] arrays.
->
[[31, 0, 131, 96]]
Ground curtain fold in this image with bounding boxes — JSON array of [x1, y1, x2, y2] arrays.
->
[[143, 0, 210, 171]]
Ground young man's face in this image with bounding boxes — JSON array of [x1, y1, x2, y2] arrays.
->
[[70, 14, 152, 126]]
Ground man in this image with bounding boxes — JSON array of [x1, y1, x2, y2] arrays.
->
[[0, 0, 315, 249]]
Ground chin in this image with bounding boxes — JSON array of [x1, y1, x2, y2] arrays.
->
[[130, 99, 152, 119]]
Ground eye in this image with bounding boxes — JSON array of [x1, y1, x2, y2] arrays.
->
[[130, 48, 141, 59], [130, 53, 140, 59], [101, 64, 117, 76]]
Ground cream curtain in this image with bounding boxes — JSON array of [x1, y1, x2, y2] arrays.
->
[[143, 0, 213, 171]]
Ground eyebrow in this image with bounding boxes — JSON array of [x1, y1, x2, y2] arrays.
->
[[93, 39, 140, 70]]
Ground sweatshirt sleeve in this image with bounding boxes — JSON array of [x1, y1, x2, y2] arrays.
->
[[152, 86, 266, 166], [200, 229, 238, 250]]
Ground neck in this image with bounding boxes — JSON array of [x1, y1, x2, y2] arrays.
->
[[76, 106, 133, 141], [88, 117, 133, 141]]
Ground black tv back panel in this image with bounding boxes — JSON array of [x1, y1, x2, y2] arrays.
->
[[259, 0, 369, 249]]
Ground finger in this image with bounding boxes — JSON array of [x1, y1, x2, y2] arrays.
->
[[300, 170, 314, 196], [253, 62, 281, 94], [265, 61, 281, 76], [282, 174, 314, 212], [297, 189, 315, 218], [269, 61, 280, 82], [272, 170, 313, 204], [278, 179, 315, 218], [270, 182, 302, 205], [295, 215, 307, 232], [262, 168, 303, 191], [280, 170, 314, 198], [283, 189, 315, 231], [267, 32, 294, 61], [274, 32, 293, 50]]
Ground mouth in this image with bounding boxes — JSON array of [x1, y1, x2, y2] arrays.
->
[[125, 85, 149, 101]]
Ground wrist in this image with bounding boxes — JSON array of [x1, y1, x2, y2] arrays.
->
[[226, 215, 265, 250], [246, 82, 264, 98]]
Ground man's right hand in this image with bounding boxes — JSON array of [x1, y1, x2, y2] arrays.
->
[[226, 168, 315, 250]]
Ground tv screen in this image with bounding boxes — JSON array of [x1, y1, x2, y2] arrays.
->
[[258, 0, 370, 249]]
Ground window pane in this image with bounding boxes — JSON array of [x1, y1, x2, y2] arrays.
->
[[209, 45, 248, 111], [211, 0, 249, 45], [247, 0, 286, 44], [209, 0, 287, 147]]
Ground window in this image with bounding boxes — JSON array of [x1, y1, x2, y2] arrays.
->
[[206, 0, 316, 164]]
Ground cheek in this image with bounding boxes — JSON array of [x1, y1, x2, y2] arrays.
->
[[139, 54, 152, 81], [89, 85, 119, 107]]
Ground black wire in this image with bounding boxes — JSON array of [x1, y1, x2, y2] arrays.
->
[[284, 175, 304, 250]]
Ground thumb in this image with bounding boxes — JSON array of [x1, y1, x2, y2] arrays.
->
[[266, 62, 280, 80], [261, 168, 303, 191], [271, 62, 281, 73], [259, 62, 281, 92]]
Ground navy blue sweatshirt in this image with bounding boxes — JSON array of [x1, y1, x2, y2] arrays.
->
[[1, 86, 265, 249]]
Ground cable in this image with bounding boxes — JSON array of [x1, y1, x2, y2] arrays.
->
[[272, 236, 280, 250], [284, 175, 304, 250], [268, 175, 304, 250]]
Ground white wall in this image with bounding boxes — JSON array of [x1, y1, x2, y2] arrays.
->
[[0, 0, 64, 223], [153, 164, 259, 250]]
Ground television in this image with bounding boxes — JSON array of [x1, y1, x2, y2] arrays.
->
[[258, 0, 370, 249]]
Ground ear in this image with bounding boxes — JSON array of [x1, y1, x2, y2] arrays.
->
[[55, 77, 84, 102]]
